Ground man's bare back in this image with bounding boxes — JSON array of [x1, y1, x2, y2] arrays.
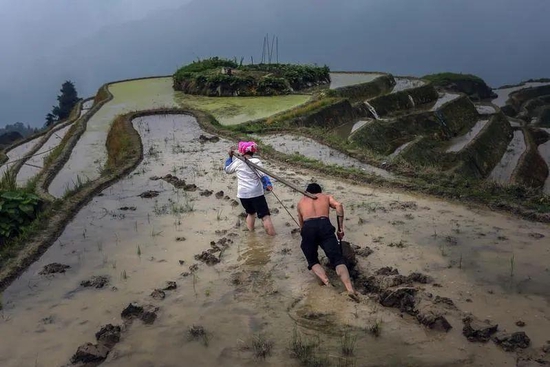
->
[[297, 193, 339, 221]]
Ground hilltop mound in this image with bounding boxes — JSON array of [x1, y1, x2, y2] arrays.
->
[[423, 73, 496, 100], [173, 57, 330, 97]]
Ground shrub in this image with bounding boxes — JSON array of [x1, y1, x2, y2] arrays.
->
[[0, 190, 41, 245]]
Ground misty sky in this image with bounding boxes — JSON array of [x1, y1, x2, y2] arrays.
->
[[1, 0, 549, 128]]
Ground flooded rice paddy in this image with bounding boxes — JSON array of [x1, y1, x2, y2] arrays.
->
[[0, 135, 43, 178], [174, 93, 310, 126], [391, 77, 425, 94], [48, 78, 179, 198], [16, 123, 73, 187], [329, 72, 384, 90], [1, 114, 549, 366], [476, 104, 497, 115], [489, 130, 526, 184], [446, 120, 489, 153], [257, 133, 393, 179], [493, 82, 550, 107]]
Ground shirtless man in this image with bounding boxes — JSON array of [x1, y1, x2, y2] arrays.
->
[[297, 183, 358, 301]]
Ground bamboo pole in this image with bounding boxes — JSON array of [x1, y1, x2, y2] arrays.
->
[[232, 152, 317, 199]]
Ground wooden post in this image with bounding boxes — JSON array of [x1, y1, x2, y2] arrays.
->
[[232, 152, 317, 199]]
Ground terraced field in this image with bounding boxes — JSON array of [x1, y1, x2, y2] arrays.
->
[[1, 71, 549, 367]]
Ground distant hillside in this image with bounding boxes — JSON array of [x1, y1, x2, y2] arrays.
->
[[0, 122, 37, 139], [0, 131, 23, 149]]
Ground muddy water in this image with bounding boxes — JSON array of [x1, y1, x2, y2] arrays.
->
[[82, 100, 94, 110], [493, 82, 550, 107], [329, 72, 383, 90], [430, 93, 460, 111], [16, 123, 73, 187], [0, 135, 42, 178], [391, 77, 425, 94], [489, 130, 526, 184], [257, 133, 393, 179], [1, 115, 550, 366], [446, 120, 489, 153], [49, 78, 178, 198], [538, 128, 550, 194]]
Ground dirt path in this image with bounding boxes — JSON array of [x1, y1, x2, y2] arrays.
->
[[0, 114, 549, 366]]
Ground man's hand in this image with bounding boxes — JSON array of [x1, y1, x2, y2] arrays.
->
[[266, 185, 273, 191], [228, 147, 235, 157], [337, 230, 345, 240]]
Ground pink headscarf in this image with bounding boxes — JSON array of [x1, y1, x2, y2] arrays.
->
[[238, 141, 258, 154]]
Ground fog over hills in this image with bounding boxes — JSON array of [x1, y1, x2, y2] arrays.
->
[[1, 0, 549, 127]]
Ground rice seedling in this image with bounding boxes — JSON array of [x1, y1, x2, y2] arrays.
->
[[340, 331, 357, 356], [241, 333, 274, 359]]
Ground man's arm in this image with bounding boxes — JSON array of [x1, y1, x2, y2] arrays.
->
[[328, 195, 344, 235], [297, 205, 304, 229]]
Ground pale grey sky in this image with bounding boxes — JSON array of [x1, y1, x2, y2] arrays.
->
[[1, 0, 549, 127]]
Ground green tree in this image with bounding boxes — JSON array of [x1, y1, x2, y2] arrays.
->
[[52, 81, 79, 121], [45, 113, 57, 127]]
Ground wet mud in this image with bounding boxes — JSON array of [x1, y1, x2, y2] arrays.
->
[[1, 114, 550, 367]]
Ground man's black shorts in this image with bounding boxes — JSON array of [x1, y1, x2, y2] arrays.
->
[[240, 195, 270, 219], [300, 217, 344, 270]]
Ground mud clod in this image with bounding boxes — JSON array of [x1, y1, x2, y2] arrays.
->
[[119, 206, 136, 211], [406, 272, 432, 284], [195, 251, 220, 265], [340, 241, 357, 269], [70, 342, 109, 364], [198, 134, 220, 143], [528, 232, 545, 239], [434, 296, 456, 309], [176, 237, 186, 242], [291, 228, 300, 235], [200, 190, 213, 197], [139, 190, 160, 198], [121, 303, 143, 320], [184, 184, 198, 191], [80, 276, 110, 289], [416, 311, 452, 332], [141, 305, 159, 325], [375, 267, 399, 276], [215, 191, 224, 199], [151, 289, 166, 300], [163, 281, 177, 291], [95, 324, 121, 348], [380, 287, 417, 315], [230, 199, 239, 207], [493, 331, 530, 351], [516, 320, 526, 327], [40, 263, 70, 275], [462, 316, 498, 342], [356, 246, 374, 258]]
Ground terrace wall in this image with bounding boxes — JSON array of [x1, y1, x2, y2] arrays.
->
[[329, 74, 396, 101], [368, 84, 439, 117]]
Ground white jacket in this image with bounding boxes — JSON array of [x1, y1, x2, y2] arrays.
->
[[224, 157, 268, 199]]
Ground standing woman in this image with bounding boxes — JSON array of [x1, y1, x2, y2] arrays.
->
[[224, 141, 276, 236]]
